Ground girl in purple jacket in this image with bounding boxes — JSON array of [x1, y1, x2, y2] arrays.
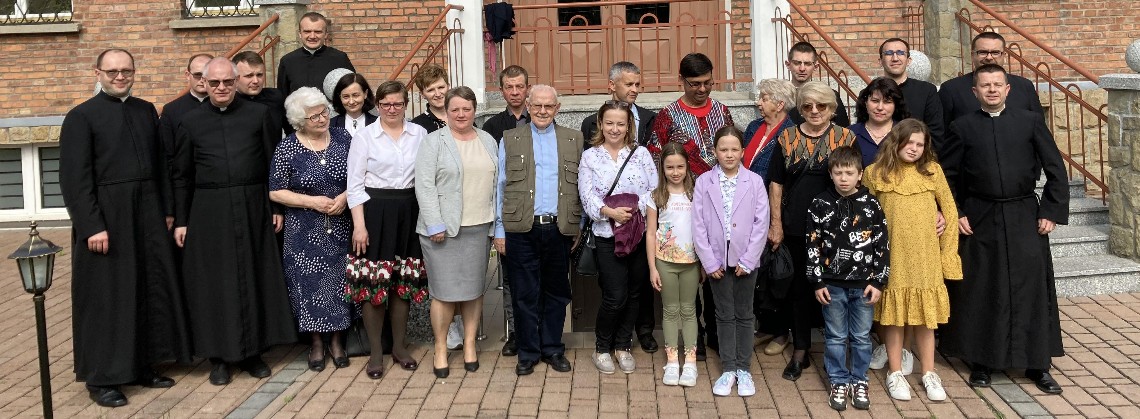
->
[[693, 126, 770, 397]]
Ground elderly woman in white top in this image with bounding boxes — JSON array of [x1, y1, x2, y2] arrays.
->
[[415, 86, 501, 379], [346, 80, 427, 379], [579, 101, 658, 374]]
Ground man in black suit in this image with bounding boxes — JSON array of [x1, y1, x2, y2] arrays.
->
[[580, 61, 657, 148], [938, 31, 1044, 136], [579, 61, 659, 354], [233, 51, 287, 138]]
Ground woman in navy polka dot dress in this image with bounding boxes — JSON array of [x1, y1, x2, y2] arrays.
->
[[270, 87, 354, 372]]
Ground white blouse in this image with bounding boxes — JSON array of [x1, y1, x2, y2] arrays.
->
[[346, 121, 426, 208], [344, 113, 368, 137], [578, 145, 658, 238]]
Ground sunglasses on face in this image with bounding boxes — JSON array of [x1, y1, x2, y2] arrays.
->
[[207, 79, 236, 88]]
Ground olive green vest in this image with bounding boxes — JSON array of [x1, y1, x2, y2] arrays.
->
[[500, 124, 584, 235]]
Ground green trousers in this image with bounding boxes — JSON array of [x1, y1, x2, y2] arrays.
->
[[656, 259, 701, 352]]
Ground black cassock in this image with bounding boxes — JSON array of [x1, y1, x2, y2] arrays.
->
[[938, 108, 1069, 370], [276, 45, 354, 95], [60, 92, 192, 385], [173, 98, 295, 362]]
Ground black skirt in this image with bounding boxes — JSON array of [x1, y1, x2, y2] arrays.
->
[[345, 188, 429, 305]]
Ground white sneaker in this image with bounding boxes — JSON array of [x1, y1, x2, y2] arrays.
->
[[901, 349, 915, 375], [615, 350, 636, 374], [922, 371, 947, 401], [886, 370, 912, 401], [869, 344, 887, 370], [712, 372, 736, 396], [446, 316, 464, 350], [662, 363, 680, 386], [593, 352, 615, 374], [679, 363, 698, 387], [736, 370, 756, 397]]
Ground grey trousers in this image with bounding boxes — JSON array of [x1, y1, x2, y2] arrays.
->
[[708, 268, 758, 373]]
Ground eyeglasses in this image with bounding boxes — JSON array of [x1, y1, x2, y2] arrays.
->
[[974, 50, 1004, 58], [377, 102, 406, 110], [528, 102, 558, 112], [306, 108, 330, 122], [99, 69, 135, 78], [882, 50, 907, 57], [800, 103, 830, 113], [190, 72, 204, 80], [683, 78, 715, 89], [206, 79, 236, 88]]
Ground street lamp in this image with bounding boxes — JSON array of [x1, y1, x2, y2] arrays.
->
[[8, 221, 63, 419]]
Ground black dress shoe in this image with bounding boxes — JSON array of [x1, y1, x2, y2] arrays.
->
[[332, 354, 350, 369], [87, 385, 128, 408], [1028, 371, 1063, 394], [132, 374, 175, 388], [516, 359, 537, 376], [434, 367, 450, 378], [308, 348, 326, 372], [541, 353, 572, 372], [209, 362, 231, 386], [968, 368, 992, 388], [782, 356, 811, 381], [638, 333, 659, 353], [365, 362, 384, 380], [239, 356, 272, 378], [464, 361, 480, 372], [501, 335, 518, 357]]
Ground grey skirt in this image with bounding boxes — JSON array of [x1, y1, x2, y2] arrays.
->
[[421, 223, 492, 302]]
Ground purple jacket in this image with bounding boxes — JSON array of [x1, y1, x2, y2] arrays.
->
[[692, 166, 771, 275]]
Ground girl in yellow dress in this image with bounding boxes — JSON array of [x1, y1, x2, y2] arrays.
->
[[863, 119, 962, 402]]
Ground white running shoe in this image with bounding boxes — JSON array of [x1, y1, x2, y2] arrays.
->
[[922, 371, 947, 401], [679, 363, 698, 387], [712, 372, 735, 396], [662, 363, 680, 386], [869, 344, 887, 370], [736, 370, 756, 397], [901, 349, 915, 375], [886, 370, 913, 401], [615, 350, 636, 374], [446, 316, 464, 350]]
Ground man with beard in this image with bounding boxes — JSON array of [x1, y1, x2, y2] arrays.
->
[[173, 58, 296, 386], [61, 48, 192, 407]]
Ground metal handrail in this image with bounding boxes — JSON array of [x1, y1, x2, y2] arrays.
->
[[160, 13, 281, 109], [512, 0, 701, 9], [784, 0, 871, 85], [387, 4, 464, 81], [964, 0, 1098, 84], [956, 9, 1109, 199]]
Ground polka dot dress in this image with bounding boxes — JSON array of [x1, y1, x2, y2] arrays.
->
[[269, 127, 354, 333]]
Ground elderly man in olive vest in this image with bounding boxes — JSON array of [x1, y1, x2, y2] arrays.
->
[[494, 84, 584, 376]]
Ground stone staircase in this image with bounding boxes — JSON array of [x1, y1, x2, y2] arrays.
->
[[1045, 179, 1140, 296]]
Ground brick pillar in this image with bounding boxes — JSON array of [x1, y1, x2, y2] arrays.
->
[[924, 0, 964, 84], [1102, 73, 1140, 262], [256, 0, 310, 88]]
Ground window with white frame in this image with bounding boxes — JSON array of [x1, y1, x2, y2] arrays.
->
[[0, 145, 68, 221], [0, 0, 72, 23], [183, 0, 258, 18]]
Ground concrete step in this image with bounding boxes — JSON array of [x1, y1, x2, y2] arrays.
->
[[1053, 253, 1140, 297], [1067, 197, 1109, 226], [1035, 178, 1088, 201], [1050, 224, 1109, 258]]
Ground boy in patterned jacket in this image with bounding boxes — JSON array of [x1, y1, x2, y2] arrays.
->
[[805, 146, 890, 412]]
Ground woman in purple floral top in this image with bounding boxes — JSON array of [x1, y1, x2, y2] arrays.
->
[[579, 101, 658, 374]]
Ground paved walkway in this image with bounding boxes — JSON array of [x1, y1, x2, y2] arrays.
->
[[1, 227, 1139, 418]]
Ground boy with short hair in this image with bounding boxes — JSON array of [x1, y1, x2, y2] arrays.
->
[[805, 146, 890, 411]]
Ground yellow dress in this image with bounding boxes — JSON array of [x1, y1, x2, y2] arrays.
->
[[864, 162, 963, 328]]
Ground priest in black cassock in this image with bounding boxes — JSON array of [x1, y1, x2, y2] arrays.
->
[[173, 58, 296, 386], [938, 32, 1044, 133], [159, 53, 213, 213], [938, 64, 1069, 395], [60, 48, 192, 408], [276, 12, 355, 95], [233, 50, 289, 137]]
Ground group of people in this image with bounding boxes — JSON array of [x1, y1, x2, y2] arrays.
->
[[60, 8, 1069, 413]]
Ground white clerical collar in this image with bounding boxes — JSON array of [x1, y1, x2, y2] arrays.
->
[[303, 45, 324, 55], [985, 105, 1006, 117], [192, 92, 208, 102]]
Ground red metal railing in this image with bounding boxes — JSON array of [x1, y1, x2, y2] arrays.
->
[[491, 0, 751, 94], [956, 1, 1108, 201], [771, 2, 872, 123], [904, 3, 925, 53], [160, 13, 281, 110], [388, 4, 465, 117]]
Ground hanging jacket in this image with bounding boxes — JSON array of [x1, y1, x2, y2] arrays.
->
[[485, 3, 516, 43]]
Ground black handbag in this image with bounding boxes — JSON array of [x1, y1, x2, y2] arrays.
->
[[344, 318, 370, 357], [754, 243, 794, 310], [572, 146, 639, 276]]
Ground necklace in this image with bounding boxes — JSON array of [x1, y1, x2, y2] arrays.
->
[[866, 123, 891, 144], [299, 131, 329, 165]]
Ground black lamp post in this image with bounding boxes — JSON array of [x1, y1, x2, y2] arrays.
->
[[8, 221, 63, 419]]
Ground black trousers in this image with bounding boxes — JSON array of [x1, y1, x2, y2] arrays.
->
[[593, 237, 647, 352], [696, 279, 719, 345], [504, 224, 573, 363]]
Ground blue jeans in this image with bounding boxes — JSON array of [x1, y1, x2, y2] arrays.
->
[[821, 285, 874, 385]]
